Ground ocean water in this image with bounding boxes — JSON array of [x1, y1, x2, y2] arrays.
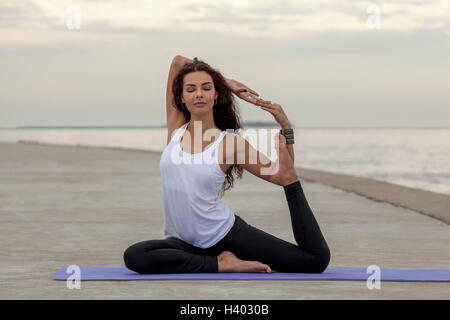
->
[[1, 126, 449, 195]]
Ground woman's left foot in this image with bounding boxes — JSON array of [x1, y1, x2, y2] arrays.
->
[[217, 251, 272, 273]]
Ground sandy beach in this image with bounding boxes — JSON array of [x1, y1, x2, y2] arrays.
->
[[0, 141, 449, 299]]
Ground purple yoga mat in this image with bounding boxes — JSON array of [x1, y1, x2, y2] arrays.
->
[[53, 267, 450, 282]]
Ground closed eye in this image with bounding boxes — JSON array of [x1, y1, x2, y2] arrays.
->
[[187, 88, 211, 92]]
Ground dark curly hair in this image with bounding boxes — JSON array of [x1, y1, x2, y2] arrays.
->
[[171, 57, 244, 198]]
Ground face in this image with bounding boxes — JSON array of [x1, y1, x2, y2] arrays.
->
[[181, 71, 218, 115]]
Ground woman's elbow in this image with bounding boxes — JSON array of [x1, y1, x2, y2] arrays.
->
[[172, 55, 185, 66]]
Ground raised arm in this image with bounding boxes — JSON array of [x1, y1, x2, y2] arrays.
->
[[166, 55, 191, 116], [166, 55, 192, 145]]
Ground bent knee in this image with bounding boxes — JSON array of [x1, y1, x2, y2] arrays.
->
[[285, 249, 330, 273], [123, 242, 166, 274], [123, 245, 139, 272], [313, 249, 330, 273], [123, 244, 150, 273]]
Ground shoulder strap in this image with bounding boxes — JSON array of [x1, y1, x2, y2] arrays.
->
[[209, 130, 227, 150], [171, 122, 189, 142]]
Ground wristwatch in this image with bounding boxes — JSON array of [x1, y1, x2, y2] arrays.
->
[[280, 128, 295, 144]]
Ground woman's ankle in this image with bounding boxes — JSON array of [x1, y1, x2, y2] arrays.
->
[[280, 170, 299, 187], [283, 179, 302, 200], [282, 178, 299, 187]]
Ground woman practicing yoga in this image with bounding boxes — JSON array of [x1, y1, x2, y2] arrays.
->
[[123, 55, 330, 274]]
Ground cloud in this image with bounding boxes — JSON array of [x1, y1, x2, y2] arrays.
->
[[0, 0, 449, 46], [0, 0, 449, 126]]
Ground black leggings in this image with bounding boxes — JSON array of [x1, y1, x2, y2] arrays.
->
[[123, 180, 330, 273]]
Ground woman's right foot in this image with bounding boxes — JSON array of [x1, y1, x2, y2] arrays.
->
[[217, 251, 272, 273]]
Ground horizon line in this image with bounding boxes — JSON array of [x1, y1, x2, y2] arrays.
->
[[2, 124, 449, 130]]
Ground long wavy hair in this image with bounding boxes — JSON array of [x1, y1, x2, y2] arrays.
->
[[171, 57, 244, 198]]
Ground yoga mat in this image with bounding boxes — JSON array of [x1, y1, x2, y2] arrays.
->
[[53, 267, 450, 282]]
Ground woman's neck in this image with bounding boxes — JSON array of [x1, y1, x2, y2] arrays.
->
[[187, 117, 220, 135]]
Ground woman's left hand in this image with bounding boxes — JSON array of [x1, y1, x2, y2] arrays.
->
[[225, 78, 261, 106], [260, 102, 291, 128], [225, 78, 291, 127]]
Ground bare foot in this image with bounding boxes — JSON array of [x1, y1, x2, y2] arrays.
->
[[273, 132, 299, 186], [217, 251, 272, 273]]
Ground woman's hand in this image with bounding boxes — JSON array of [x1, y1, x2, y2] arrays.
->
[[225, 78, 261, 106], [225, 78, 291, 127], [260, 102, 291, 128]]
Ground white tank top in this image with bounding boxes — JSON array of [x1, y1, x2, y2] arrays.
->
[[159, 122, 235, 248]]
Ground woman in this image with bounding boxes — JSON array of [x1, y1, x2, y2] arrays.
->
[[123, 56, 330, 273]]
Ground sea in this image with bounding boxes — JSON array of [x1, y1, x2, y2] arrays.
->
[[1, 124, 449, 195]]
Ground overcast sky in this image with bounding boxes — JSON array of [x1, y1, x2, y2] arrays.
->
[[0, 0, 449, 127]]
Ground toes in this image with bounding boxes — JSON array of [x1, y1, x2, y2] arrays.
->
[[257, 262, 272, 273]]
